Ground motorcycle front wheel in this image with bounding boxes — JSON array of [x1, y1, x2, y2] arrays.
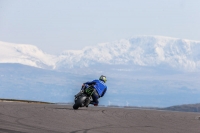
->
[[73, 102, 79, 110]]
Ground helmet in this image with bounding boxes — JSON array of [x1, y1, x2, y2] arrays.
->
[[99, 75, 107, 83]]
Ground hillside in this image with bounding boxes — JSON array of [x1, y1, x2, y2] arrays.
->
[[163, 103, 200, 112]]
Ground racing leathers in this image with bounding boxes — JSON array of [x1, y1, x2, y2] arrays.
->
[[83, 79, 107, 106]]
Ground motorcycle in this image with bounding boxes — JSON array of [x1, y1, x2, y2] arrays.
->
[[73, 85, 95, 110]]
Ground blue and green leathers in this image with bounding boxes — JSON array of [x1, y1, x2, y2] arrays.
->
[[84, 79, 107, 97]]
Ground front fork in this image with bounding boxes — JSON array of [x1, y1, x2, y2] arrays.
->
[[74, 89, 84, 98]]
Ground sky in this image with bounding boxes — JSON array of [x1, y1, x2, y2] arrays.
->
[[0, 0, 200, 54]]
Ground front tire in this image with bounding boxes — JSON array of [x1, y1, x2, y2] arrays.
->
[[73, 103, 79, 110], [73, 94, 87, 110]]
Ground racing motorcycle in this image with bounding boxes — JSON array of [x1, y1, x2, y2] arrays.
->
[[73, 85, 94, 110]]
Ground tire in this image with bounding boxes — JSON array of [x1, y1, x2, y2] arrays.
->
[[73, 103, 79, 110], [73, 94, 87, 110]]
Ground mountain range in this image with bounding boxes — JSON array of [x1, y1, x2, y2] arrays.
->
[[1, 35, 200, 71], [0, 35, 200, 107]]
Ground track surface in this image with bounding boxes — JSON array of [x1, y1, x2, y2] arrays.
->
[[0, 102, 200, 133]]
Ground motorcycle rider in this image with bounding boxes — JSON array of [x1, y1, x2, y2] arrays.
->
[[77, 75, 107, 106]]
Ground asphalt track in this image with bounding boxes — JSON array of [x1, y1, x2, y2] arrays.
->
[[0, 102, 200, 133]]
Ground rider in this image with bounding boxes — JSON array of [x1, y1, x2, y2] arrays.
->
[[81, 75, 107, 106]]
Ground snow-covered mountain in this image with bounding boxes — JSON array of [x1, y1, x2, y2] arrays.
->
[[57, 36, 200, 71], [1, 36, 200, 72], [0, 41, 57, 69]]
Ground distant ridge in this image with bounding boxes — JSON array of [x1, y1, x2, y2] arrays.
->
[[163, 103, 200, 112]]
